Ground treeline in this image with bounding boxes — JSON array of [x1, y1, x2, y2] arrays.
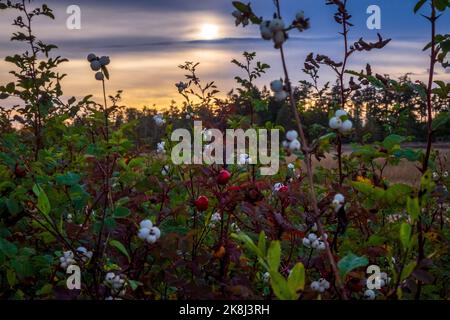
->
[[106, 72, 450, 149]]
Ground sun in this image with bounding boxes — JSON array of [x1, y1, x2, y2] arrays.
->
[[199, 23, 219, 40]]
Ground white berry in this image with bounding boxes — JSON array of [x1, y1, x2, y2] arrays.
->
[[87, 53, 97, 62], [150, 226, 161, 240], [99, 56, 110, 66], [269, 18, 285, 32], [90, 60, 102, 71], [270, 80, 284, 93], [138, 228, 150, 240], [140, 219, 153, 229], [339, 120, 353, 134], [260, 21, 273, 40], [310, 281, 320, 291], [334, 193, 345, 204], [286, 130, 298, 141], [146, 235, 157, 244], [273, 30, 286, 47], [302, 238, 311, 248], [289, 139, 301, 151], [95, 72, 104, 81], [274, 90, 288, 101], [308, 233, 318, 242], [329, 117, 342, 129], [364, 289, 376, 300], [335, 109, 347, 118]]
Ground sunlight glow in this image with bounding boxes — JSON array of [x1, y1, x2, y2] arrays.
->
[[199, 23, 219, 40]]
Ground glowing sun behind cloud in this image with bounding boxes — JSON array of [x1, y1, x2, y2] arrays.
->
[[199, 23, 219, 40]]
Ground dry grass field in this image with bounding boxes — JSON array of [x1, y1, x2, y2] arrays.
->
[[308, 144, 450, 184]]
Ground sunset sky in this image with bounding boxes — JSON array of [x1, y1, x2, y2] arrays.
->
[[0, 0, 449, 109]]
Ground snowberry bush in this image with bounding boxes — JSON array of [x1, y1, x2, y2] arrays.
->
[[0, 0, 448, 301]]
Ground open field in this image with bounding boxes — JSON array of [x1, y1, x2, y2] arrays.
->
[[310, 145, 450, 184]]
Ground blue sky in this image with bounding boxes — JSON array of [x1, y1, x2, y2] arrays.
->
[[0, 0, 449, 108]]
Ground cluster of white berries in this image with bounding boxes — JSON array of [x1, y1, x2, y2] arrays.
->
[[156, 141, 165, 154], [185, 112, 195, 120], [238, 153, 252, 165], [302, 231, 327, 251], [270, 79, 288, 102], [262, 271, 270, 283], [59, 251, 76, 270], [272, 182, 286, 193], [209, 212, 221, 228], [104, 272, 126, 296], [282, 130, 301, 152], [287, 163, 295, 171], [137, 219, 161, 244], [67, 213, 73, 223], [59, 246, 93, 270], [161, 165, 170, 176], [211, 212, 221, 223], [433, 171, 448, 181], [176, 81, 188, 93], [310, 278, 330, 293], [260, 18, 286, 48], [363, 272, 391, 300], [231, 222, 241, 233], [364, 289, 376, 300], [153, 114, 165, 126], [232, 10, 249, 27], [377, 272, 391, 288], [87, 53, 110, 81], [76, 246, 93, 262], [329, 109, 353, 134], [332, 193, 345, 212]]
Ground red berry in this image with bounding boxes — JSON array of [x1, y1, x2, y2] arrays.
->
[[217, 169, 231, 185], [278, 185, 289, 193], [14, 164, 27, 178], [194, 196, 209, 212]]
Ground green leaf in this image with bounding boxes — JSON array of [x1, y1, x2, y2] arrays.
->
[[400, 261, 417, 281], [338, 253, 369, 278], [128, 280, 142, 291], [435, 0, 449, 11], [6, 269, 16, 287], [113, 207, 131, 218], [33, 184, 51, 217], [5, 82, 15, 93], [109, 240, 130, 262], [253, 99, 268, 112], [232, 1, 251, 13], [414, 0, 427, 13], [393, 148, 421, 162], [382, 134, 407, 150], [0, 238, 18, 258], [102, 66, 110, 80], [287, 262, 305, 298], [56, 172, 81, 186], [384, 184, 413, 206], [267, 241, 281, 272], [257, 231, 266, 256], [36, 283, 53, 296], [5, 198, 21, 215], [269, 271, 291, 300], [432, 111, 450, 130], [400, 223, 412, 251], [407, 197, 420, 221], [318, 132, 337, 142], [231, 232, 262, 257]]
